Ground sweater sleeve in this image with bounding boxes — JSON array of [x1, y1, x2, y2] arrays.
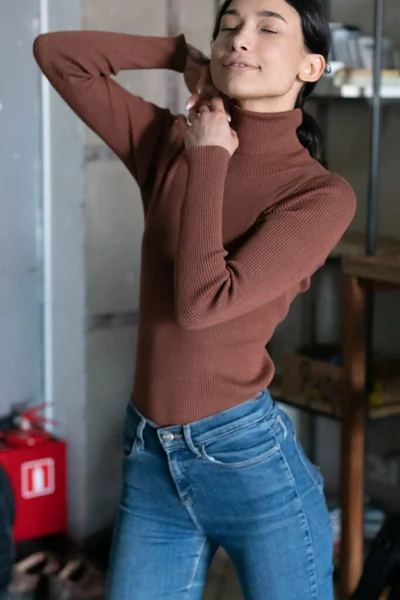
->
[[174, 147, 356, 330], [33, 31, 188, 188]]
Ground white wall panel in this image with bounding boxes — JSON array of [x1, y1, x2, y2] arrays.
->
[[86, 328, 138, 535], [0, 1, 42, 413], [85, 162, 143, 314], [83, 0, 169, 143]]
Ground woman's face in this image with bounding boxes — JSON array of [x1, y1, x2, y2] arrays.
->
[[210, 0, 325, 113]]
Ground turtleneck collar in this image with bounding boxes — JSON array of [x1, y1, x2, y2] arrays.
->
[[229, 103, 304, 156]]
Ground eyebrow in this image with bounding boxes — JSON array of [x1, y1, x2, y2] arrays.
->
[[223, 9, 288, 24]]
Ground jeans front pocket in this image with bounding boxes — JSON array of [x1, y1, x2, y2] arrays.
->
[[199, 414, 281, 469]]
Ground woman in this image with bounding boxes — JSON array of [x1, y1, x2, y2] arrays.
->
[[34, 0, 356, 598]]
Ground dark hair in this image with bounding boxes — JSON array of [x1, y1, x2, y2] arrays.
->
[[212, 0, 331, 164]]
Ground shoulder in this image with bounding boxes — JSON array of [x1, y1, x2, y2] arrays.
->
[[294, 167, 357, 215], [268, 168, 356, 234]]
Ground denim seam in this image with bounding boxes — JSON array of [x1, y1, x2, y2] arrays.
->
[[183, 425, 202, 458], [184, 502, 206, 534], [265, 417, 320, 600], [136, 419, 146, 451], [184, 538, 208, 600], [199, 410, 270, 445], [199, 442, 280, 469], [166, 454, 205, 534], [293, 435, 324, 495]]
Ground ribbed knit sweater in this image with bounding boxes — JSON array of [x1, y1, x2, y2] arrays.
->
[[34, 31, 356, 426]]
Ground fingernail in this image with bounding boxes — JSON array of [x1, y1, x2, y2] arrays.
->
[[186, 100, 194, 111], [227, 114, 232, 123]]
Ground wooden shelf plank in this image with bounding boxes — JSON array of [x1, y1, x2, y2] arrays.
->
[[343, 255, 400, 285], [270, 381, 400, 421], [332, 232, 400, 259]]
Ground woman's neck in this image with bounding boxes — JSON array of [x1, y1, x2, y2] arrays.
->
[[234, 92, 298, 114], [230, 102, 304, 156]]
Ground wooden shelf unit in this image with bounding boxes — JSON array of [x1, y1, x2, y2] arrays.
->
[[339, 256, 400, 595]]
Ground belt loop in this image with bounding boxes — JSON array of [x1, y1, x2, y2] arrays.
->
[[136, 418, 146, 451], [277, 415, 288, 440], [183, 425, 202, 458]]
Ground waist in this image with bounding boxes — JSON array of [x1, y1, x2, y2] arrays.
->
[[126, 388, 275, 449]]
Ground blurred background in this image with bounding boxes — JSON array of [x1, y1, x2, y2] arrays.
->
[[1, 0, 400, 598]]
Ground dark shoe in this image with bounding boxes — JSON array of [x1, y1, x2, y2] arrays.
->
[[47, 560, 105, 600], [6, 553, 44, 600], [6, 552, 59, 600]]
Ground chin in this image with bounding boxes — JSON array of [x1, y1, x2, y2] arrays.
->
[[215, 79, 255, 102]]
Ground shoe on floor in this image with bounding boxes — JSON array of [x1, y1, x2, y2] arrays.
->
[[6, 552, 60, 600], [6, 553, 44, 600], [47, 560, 105, 600]]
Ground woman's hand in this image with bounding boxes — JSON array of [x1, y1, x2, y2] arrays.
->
[[184, 44, 219, 111], [182, 97, 239, 157]]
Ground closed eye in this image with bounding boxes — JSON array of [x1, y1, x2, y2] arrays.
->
[[221, 27, 238, 31], [261, 29, 277, 34]]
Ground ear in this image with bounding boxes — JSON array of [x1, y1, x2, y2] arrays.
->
[[298, 54, 326, 84]]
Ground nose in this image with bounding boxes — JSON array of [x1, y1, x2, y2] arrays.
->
[[231, 31, 251, 52]]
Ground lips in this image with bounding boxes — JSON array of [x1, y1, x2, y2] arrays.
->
[[223, 58, 258, 69]]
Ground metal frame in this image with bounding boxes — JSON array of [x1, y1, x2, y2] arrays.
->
[[38, 0, 87, 540], [365, 0, 385, 417], [367, 0, 384, 257], [39, 0, 54, 427]]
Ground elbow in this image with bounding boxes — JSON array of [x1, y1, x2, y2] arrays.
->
[[33, 34, 48, 62], [33, 34, 55, 71], [176, 310, 206, 331], [175, 301, 211, 331]]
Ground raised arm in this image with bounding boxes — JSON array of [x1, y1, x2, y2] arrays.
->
[[174, 147, 356, 330], [33, 31, 188, 187]]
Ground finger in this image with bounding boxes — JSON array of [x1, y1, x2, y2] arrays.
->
[[187, 79, 219, 111], [210, 96, 226, 114], [186, 93, 199, 111], [209, 96, 231, 122], [174, 116, 189, 138], [198, 104, 210, 114], [186, 92, 210, 112], [222, 95, 232, 122], [230, 128, 239, 150], [188, 106, 199, 124]]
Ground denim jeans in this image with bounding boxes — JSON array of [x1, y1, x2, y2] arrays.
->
[[106, 390, 334, 600]]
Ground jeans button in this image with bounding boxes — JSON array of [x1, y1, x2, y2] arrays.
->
[[161, 431, 174, 443]]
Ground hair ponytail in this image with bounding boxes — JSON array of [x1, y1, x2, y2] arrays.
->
[[296, 110, 325, 166], [295, 79, 326, 166]]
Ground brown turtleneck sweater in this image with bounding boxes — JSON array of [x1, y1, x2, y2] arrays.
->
[[34, 32, 356, 426]]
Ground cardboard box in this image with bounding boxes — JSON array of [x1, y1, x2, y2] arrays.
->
[[282, 353, 345, 417], [282, 352, 400, 418]]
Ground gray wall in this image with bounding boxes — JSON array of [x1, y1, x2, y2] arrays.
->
[[0, 2, 42, 412]]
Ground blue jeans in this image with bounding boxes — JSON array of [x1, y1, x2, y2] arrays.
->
[[106, 390, 334, 599]]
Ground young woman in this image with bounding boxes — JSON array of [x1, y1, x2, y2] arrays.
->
[[34, 0, 356, 598]]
